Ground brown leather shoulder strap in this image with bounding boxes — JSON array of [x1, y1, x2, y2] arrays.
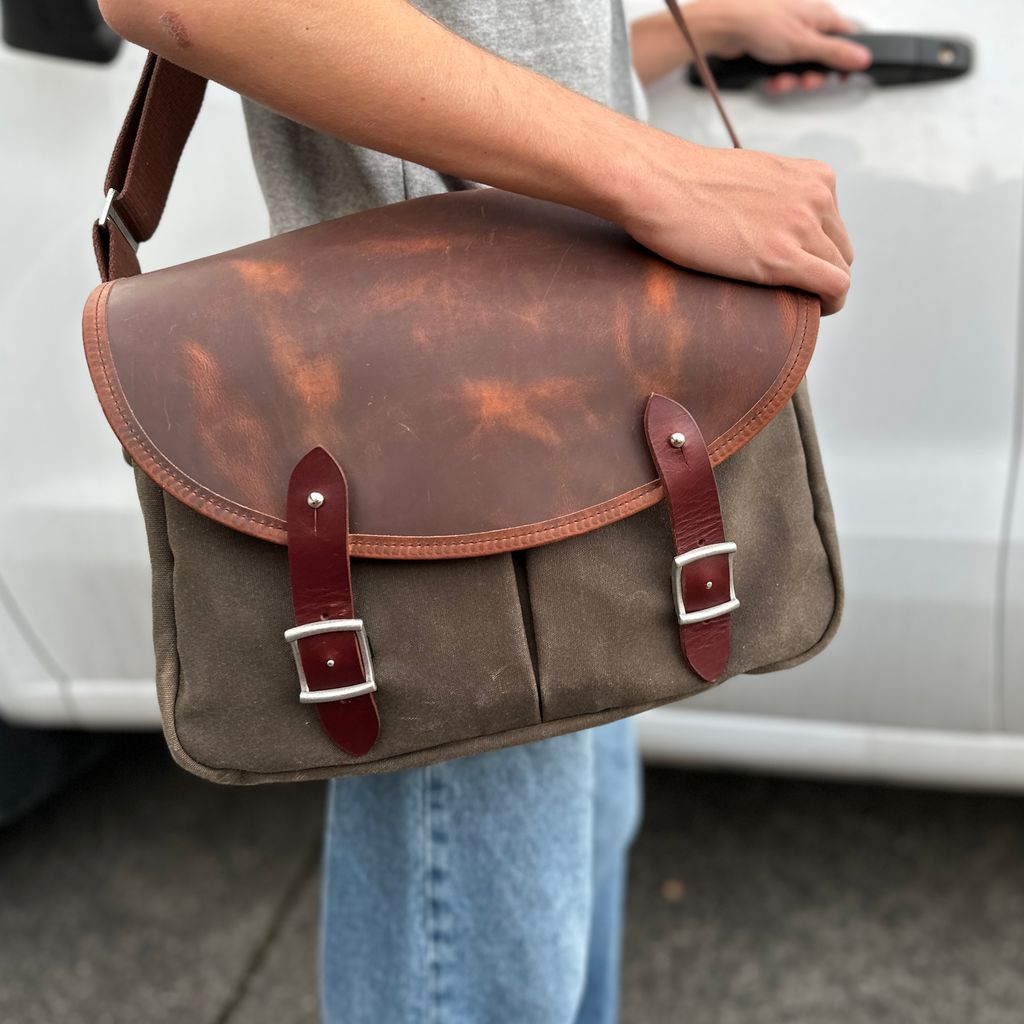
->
[[663, 0, 741, 148], [93, 54, 207, 280], [92, 1, 736, 280]]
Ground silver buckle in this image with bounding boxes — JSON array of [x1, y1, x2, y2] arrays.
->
[[284, 619, 377, 704], [672, 541, 739, 626], [96, 188, 139, 252]]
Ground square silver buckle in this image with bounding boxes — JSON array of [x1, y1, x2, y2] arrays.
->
[[283, 619, 377, 704], [672, 542, 740, 626]]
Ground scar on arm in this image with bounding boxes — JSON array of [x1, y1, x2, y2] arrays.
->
[[158, 10, 192, 49]]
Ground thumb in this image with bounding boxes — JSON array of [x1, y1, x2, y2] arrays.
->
[[802, 32, 873, 71]]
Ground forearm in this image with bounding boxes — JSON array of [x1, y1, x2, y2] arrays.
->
[[99, 0, 854, 314], [99, 0, 663, 225]]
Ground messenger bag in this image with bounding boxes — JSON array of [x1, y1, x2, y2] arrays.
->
[[83, 0, 842, 783]]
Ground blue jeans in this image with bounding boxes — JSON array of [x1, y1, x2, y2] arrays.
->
[[320, 720, 642, 1024]]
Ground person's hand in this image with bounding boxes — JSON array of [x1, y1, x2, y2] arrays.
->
[[700, 0, 872, 92], [630, 0, 870, 90], [616, 134, 851, 314]]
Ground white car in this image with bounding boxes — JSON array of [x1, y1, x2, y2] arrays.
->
[[2, 0, 1023, 792]]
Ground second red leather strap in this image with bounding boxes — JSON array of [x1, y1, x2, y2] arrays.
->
[[644, 393, 738, 683]]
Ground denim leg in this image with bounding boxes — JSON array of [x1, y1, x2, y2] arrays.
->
[[320, 722, 641, 1024], [574, 720, 643, 1024]]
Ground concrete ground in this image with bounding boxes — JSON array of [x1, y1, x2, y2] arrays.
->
[[1, 736, 1022, 1024]]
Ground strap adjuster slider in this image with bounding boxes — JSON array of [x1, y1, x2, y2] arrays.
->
[[97, 188, 139, 252]]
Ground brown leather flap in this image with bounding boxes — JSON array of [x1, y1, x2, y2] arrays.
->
[[83, 188, 819, 560]]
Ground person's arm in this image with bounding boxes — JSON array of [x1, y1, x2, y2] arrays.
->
[[98, 0, 853, 313], [630, 0, 871, 88]]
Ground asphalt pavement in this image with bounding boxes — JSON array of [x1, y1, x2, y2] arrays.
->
[[1, 734, 1022, 1024]]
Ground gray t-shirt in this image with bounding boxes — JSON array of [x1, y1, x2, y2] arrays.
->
[[242, 0, 640, 235]]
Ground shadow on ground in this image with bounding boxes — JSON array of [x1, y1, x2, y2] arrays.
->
[[1, 736, 1022, 1023]]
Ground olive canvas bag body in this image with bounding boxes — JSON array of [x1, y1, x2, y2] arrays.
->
[[83, 1, 842, 784]]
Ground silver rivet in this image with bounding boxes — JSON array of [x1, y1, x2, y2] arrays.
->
[[326, 659, 335, 668], [937, 44, 956, 66], [307, 491, 325, 508], [669, 432, 686, 448], [706, 581, 713, 590]]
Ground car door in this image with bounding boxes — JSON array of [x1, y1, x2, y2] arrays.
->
[[0, 43, 265, 725], [626, 0, 1024, 756]]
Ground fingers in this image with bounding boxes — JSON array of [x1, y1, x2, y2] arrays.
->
[[808, 162, 853, 266], [765, 70, 828, 94], [807, 2, 859, 35], [764, 72, 799, 94], [789, 162, 853, 314], [793, 251, 850, 315], [823, 210, 853, 265], [806, 227, 849, 277], [763, 218, 850, 315], [797, 29, 872, 71]]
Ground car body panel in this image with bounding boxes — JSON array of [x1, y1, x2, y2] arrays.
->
[[629, 0, 1024, 742], [0, 44, 263, 725]]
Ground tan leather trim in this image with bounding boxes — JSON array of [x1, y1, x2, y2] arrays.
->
[[708, 288, 816, 463], [86, 280, 289, 537], [85, 280, 816, 560]]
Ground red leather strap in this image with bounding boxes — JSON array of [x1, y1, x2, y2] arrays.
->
[[644, 394, 735, 683], [285, 447, 380, 757]]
